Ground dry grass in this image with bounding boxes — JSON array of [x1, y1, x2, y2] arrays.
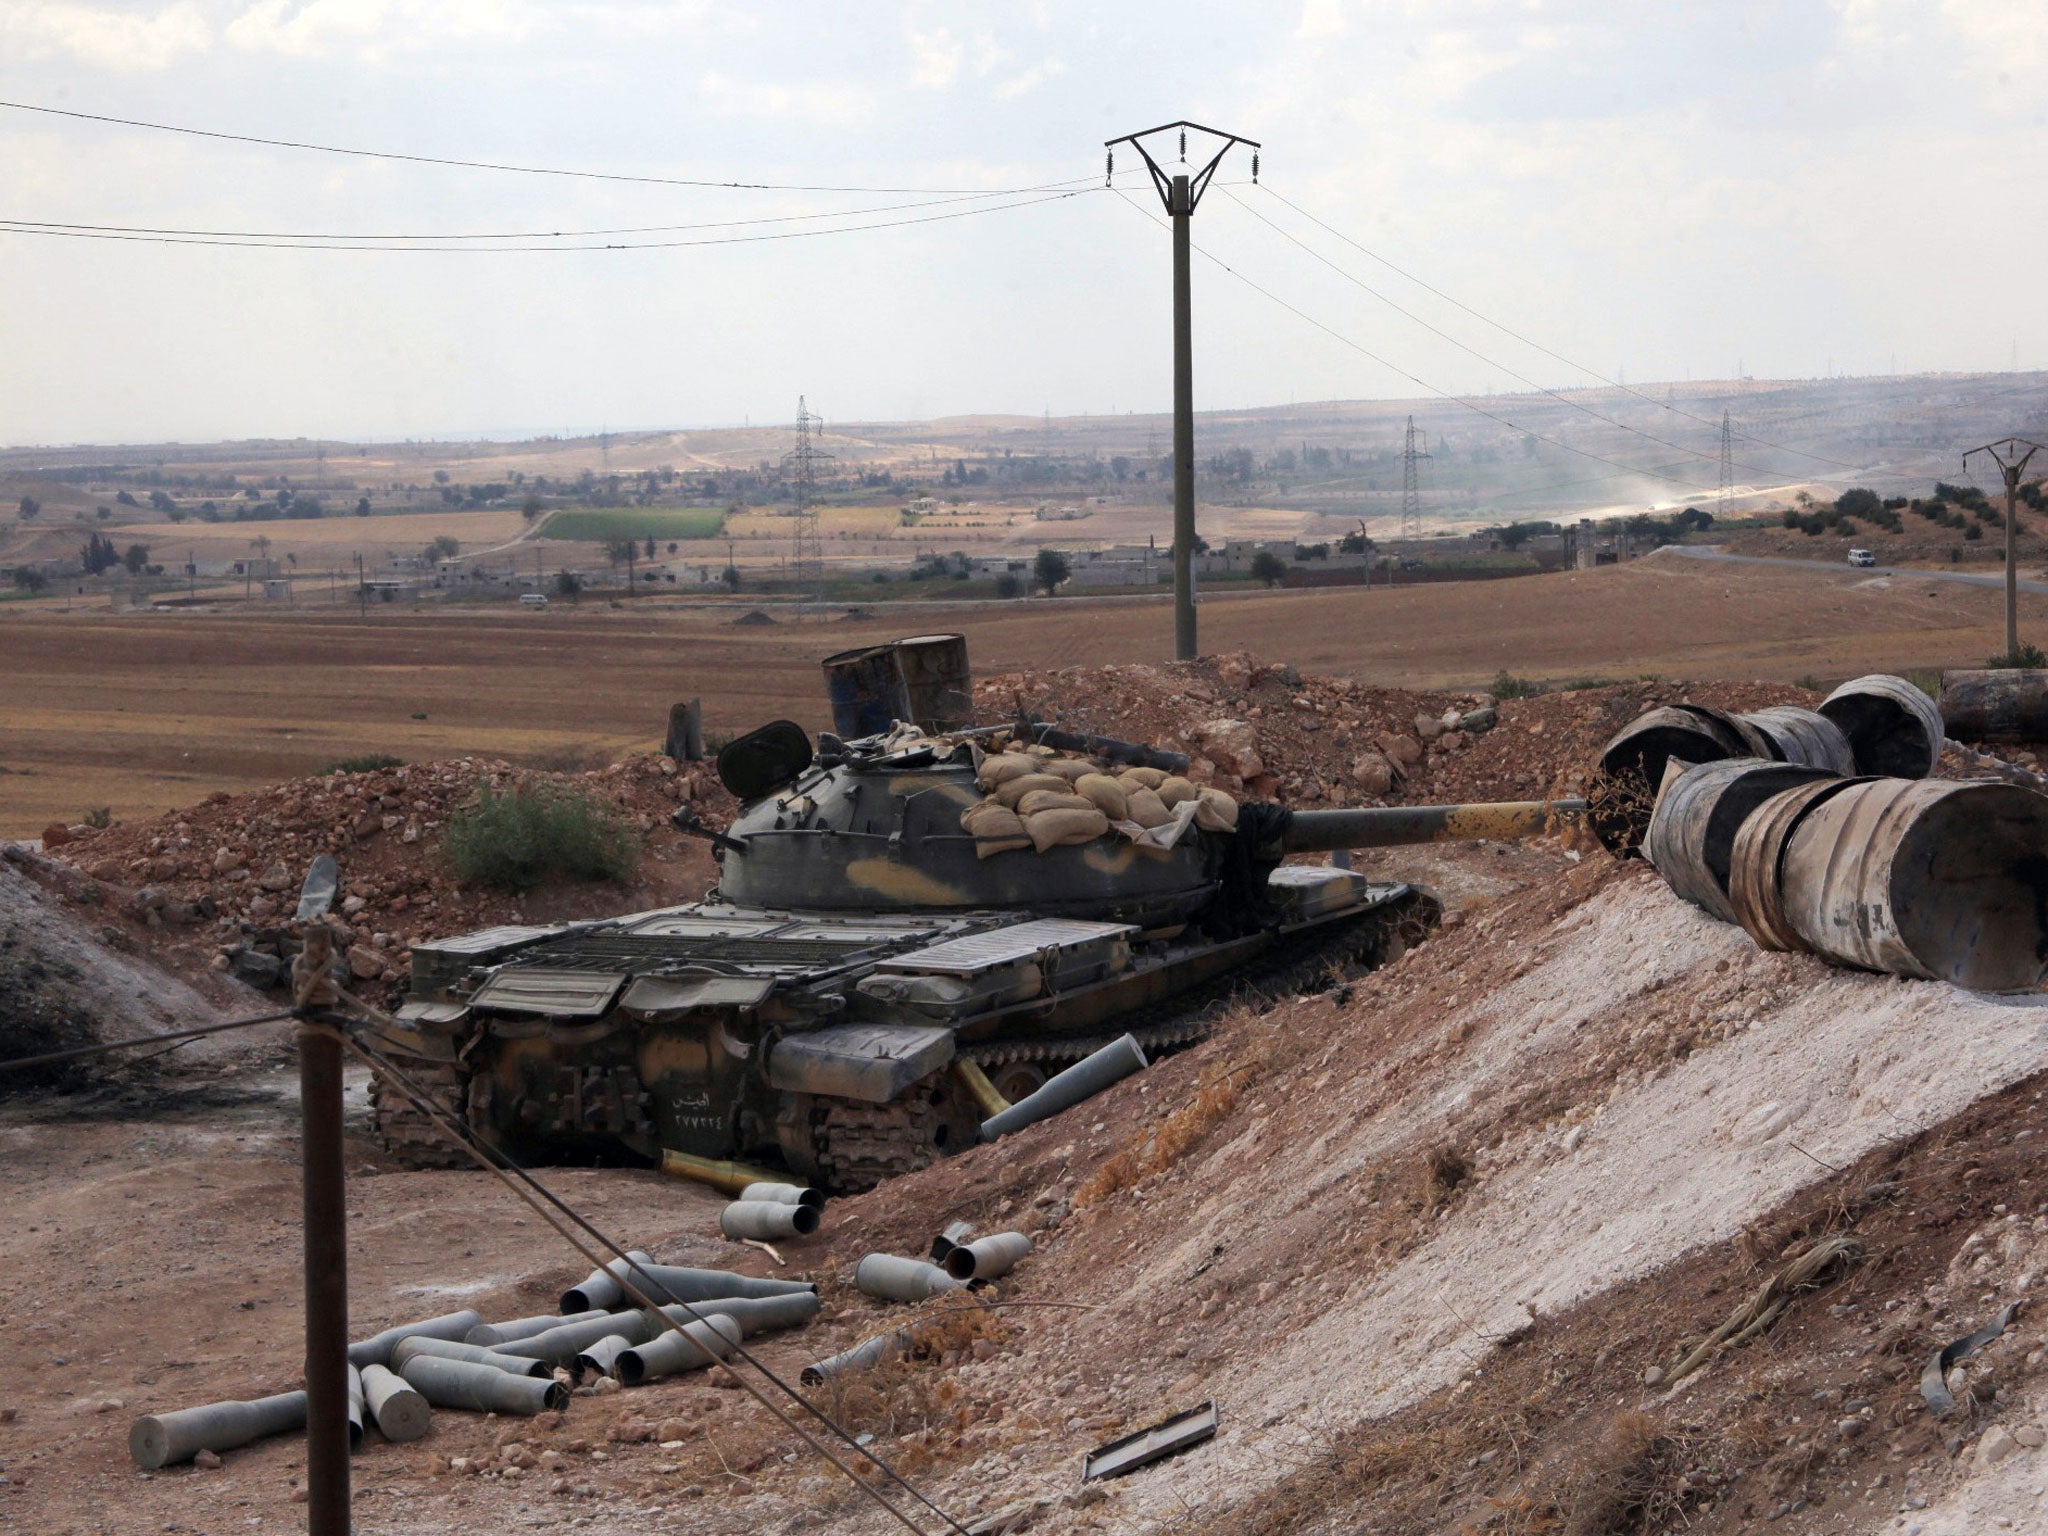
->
[[809, 1297, 1012, 1448], [1420, 1142, 1473, 1215], [1072, 1061, 1253, 1209]]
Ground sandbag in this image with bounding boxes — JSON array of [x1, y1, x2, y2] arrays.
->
[[1157, 775, 1199, 808], [1118, 767, 1168, 790], [1039, 758, 1092, 783], [961, 801, 1027, 840], [1122, 786, 1172, 828], [1016, 789, 1095, 817], [994, 772, 1071, 809], [1193, 787, 1239, 831], [1023, 805, 1109, 851], [976, 753, 1039, 791], [1074, 773, 1128, 820]]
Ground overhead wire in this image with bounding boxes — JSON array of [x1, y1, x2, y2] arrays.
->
[[0, 186, 1099, 253], [1250, 182, 1869, 472], [0, 97, 1098, 198], [1111, 188, 1723, 499], [1216, 184, 1802, 486], [0, 1009, 296, 1073]]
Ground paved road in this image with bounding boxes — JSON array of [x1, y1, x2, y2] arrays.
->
[[1654, 543, 2048, 596]]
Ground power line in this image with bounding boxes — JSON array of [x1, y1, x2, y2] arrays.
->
[[0, 97, 1098, 197], [1111, 189, 1722, 497], [0, 186, 1097, 253], [1251, 182, 1870, 473], [0, 183, 1090, 243], [0, 1009, 294, 1073]]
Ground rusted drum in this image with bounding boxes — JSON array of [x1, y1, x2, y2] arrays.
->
[[1591, 705, 1770, 855], [1777, 779, 2048, 989], [1642, 758, 1840, 923], [894, 634, 972, 734], [1726, 778, 1869, 952], [1818, 675, 1945, 778], [821, 643, 913, 739], [1738, 706, 1857, 775], [1939, 669, 2048, 744]]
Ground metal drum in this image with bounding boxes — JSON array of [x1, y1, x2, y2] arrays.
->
[[894, 634, 972, 733], [1642, 758, 1839, 923], [821, 643, 913, 739], [1818, 675, 1946, 778]]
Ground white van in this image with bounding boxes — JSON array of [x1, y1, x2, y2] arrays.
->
[[520, 591, 549, 607], [1847, 549, 1876, 568]]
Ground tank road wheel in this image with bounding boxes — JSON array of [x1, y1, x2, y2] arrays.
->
[[805, 1069, 983, 1193], [366, 1059, 475, 1169], [989, 1061, 1048, 1106]]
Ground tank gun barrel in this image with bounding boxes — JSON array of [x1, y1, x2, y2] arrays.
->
[[1014, 719, 1190, 773], [1273, 799, 1585, 855]]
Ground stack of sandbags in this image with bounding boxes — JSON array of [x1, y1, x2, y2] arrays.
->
[[964, 752, 1240, 855]]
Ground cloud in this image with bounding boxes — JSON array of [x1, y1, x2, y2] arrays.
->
[[905, 22, 962, 87], [994, 58, 1064, 99], [1298, 0, 1343, 39], [0, 1, 211, 71], [695, 70, 875, 126], [223, 0, 539, 60]]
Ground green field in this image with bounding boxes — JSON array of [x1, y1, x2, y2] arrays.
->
[[539, 509, 726, 542]]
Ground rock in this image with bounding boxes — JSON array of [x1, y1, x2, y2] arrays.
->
[[1378, 734, 1424, 773], [257, 863, 293, 893], [1350, 754, 1394, 795], [193, 1449, 222, 1470], [655, 1417, 690, 1443], [230, 949, 284, 987], [1837, 1417, 1866, 1439], [1461, 704, 1499, 734], [608, 1417, 654, 1444], [213, 847, 237, 871], [1977, 1425, 2019, 1469], [1642, 1366, 1665, 1388], [341, 895, 366, 916], [246, 895, 278, 921], [1414, 713, 1444, 741], [1439, 730, 1469, 753], [40, 823, 71, 848], [347, 945, 385, 980], [2016, 1425, 2045, 1448], [1188, 719, 1263, 780], [970, 1337, 1000, 1362]]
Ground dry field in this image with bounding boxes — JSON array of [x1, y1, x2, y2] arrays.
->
[[0, 552, 2037, 835]]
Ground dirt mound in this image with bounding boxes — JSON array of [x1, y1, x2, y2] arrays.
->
[[41, 754, 735, 1000], [976, 653, 1813, 810], [732, 608, 778, 626]]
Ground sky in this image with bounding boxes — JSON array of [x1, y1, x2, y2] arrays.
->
[[0, 0, 2045, 445]]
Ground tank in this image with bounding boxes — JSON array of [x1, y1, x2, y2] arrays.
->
[[371, 670, 1579, 1189]]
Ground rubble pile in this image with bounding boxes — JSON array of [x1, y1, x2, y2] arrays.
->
[[39, 755, 734, 998]]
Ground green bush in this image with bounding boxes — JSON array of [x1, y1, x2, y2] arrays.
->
[[323, 754, 404, 775], [81, 806, 112, 829], [1492, 670, 1542, 699], [444, 783, 637, 891], [1984, 642, 2048, 670]]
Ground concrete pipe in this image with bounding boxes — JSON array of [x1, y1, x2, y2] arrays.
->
[[493, 1309, 658, 1366], [1642, 758, 1840, 924], [1776, 778, 2048, 989], [738, 1181, 826, 1212], [390, 1334, 554, 1378], [981, 1034, 1148, 1142], [1739, 706, 1858, 776], [720, 1199, 821, 1241], [930, 1219, 975, 1265], [662, 1291, 822, 1337], [359, 1363, 430, 1443], [941, 1231, 1033, 1283], [1940, 669, 2048, 743], [800, 1330, 913, 1387], [346, 1309, 485, 1370], [616, 1315, 743, 1387], [466, 1309, 611, 1347], [397, 1354, 569, 1416], [1725, 778, 1868, 952], [1819, 675, 1946, 778], [130, 1391, 310, 1470], [855, 1254, 964, 1302], [573, 1333, 640, 1382], [629, 1264, 819, 1305], [560, 1249, 656, 1313]]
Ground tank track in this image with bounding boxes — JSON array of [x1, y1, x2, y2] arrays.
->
[[366, 1059, 474, 1169], [810, 1097, 946, 1190]]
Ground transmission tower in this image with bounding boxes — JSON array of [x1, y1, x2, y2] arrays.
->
[[1399, 415, 1430, 540], [783, 397, 832, 608], [1717, 410, 1734, 518]]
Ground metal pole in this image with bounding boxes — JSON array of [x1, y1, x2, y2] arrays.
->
[[1171, 173, 1196, 662], [2006, 464, 2020, 660], [298, 1022, 351, 1535]]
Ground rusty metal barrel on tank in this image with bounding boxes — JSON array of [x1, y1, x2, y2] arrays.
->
[[1774, 778, 2048, 989], [1818, 675, 1945, 778], [1939, 669, 2048, 744], [894, 634, 972, 733], [1642, 759, 1841, 924], [822, 643, 914, 738], [1725, 777, 1870, 952]]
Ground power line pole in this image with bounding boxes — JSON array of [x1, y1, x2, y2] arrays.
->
[[1399, 415, 1430, 539], [784, 397, 832, 609], [1105, 119, 1259, 661], [1718, 410, 1734, 519], [1962, 436, 2044, 661]]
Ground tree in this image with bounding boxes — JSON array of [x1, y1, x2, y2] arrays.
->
[[80, 532, 120, 574], [994, 572, 1023, 599], [427, 535, 460, 562], [1835, 488, 1883, 521], [17, 496, 39, 520], [643, 534, 656, 558], [722, 564, 741, 590], [554, 571, 583, 599], [121, 543, 150, 575], [604, 538, 634, 568], [1033, 548, 1071, 596], [12, 566, 48, 592], [521, 494, 543, 520], [1249, 549, 1288, 588], [356, 497, 372, 517], [149, 490, 176, 513]]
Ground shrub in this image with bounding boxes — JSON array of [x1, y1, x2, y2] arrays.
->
[[444, 782, 637, 890], [81, 806, 112, 829], [1492, 670, 1542, 699], [1984, 642, 2048, 669], [323, 754, 404, 775], [993, 572, 1022, 599], [1965, 524, 1984, 541]]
